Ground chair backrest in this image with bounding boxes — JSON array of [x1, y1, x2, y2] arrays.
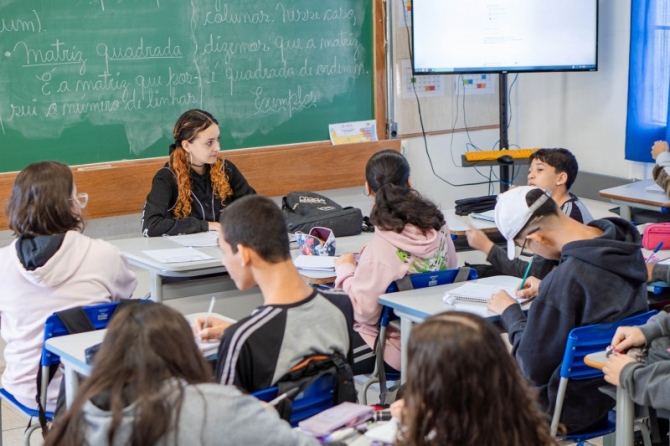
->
[[559, 310, 658, 381], [550, 310, 658, 437], [41, 301, 121, 368], [253, 374, 336, 427], [384, 267, 478, 294]]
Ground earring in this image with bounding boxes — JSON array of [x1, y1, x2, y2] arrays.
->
[[188, 152, 193, 165]]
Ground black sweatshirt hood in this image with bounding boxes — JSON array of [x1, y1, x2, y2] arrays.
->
[[560, 217, 647, 284], [15, 233, 66, 271]]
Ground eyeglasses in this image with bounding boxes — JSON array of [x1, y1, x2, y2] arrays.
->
[[519, 226, 540, 257], [70, 192, 89, 209]]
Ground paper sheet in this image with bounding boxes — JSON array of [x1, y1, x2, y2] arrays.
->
[[443, 283, 531, 304], [646, 183, 665, 194], [142, 247, 214, 263], [163, 231, 219, 247], [329, 120, 378, 145]]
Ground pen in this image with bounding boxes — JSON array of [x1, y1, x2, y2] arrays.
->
[[518, 256, 534, 292], [646, 241, 664, 263], [203, 296, 216, 330], [265, 387, 299, 407]]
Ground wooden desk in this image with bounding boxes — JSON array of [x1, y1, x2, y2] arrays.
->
[[599, 179, 670, 221], [584, 351, 635, 446], [378, 275, 520, 382]]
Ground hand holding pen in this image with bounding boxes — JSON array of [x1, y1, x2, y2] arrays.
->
[[646, 241, 664, 263]]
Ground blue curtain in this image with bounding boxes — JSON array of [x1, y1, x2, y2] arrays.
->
[[625, 0, 670, 162]]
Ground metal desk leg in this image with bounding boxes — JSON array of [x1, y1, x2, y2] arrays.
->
[[618, 204, 632, 222], [400, 317, 412, 384], [62, 364, 79, 410], [149, 273, 163, 302], [615, 386, 634, 446]]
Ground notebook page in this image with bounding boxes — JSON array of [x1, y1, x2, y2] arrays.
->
[[443, 283, 530, 304]]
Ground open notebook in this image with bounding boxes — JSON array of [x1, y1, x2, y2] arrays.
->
[[443, 282, 533, 304]]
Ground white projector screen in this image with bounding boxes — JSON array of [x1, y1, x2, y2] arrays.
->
[[412, 0, 598, 74]]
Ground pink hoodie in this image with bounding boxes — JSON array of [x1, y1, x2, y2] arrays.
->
[[0, 231, 137, 411], [334, 224, 457, 370]]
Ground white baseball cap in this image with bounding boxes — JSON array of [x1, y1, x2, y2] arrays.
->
[[494, 186, 551, 260]]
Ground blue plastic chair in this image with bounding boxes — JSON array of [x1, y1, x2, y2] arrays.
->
[[549, 310, 658, 444], [253, 374, 335, 427], [0, 301, 125, 446], [360, 267, 479, 405]]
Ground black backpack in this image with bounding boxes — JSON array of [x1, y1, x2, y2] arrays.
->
[[282, 192, 363, 237], [273, 352, 356, 422]]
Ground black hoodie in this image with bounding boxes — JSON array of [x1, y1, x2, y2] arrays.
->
[[141, 159, 255, 237], [500, 217, 649, 433]]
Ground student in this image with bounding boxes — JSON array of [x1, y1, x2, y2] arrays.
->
[[603, 310, 670, 411], [391, 312, 556, 446], [45, 303, 320, 446], [141, 109, 255, 237], [487, 186, 648, 433], [0, 161, 137, 412], [194, 195, 352, 393], [467, 148, 593, 280], [651, 140, 670, 194], [333, 149, 457, 373]]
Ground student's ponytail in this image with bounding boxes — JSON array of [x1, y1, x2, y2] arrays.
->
[[367, 150, 444, 233]]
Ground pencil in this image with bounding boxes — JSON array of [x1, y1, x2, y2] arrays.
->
[[518, 256, 534, 292]]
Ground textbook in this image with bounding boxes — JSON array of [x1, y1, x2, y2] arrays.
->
[[443, 282, 532, 304], [294, 254, 336, 272]]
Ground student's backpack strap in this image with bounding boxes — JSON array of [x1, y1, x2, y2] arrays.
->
[[393, 275, 414, 292], [274, 352, 356, 422], [35, 299, 138, 437], [454, 266, 472, 283]]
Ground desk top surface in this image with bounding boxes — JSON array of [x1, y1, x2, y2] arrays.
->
[[599, 179, 670, 207], [584, 351, 607, 370], [444, 208, 499, 235], [44, 312, 230, 374], [110, 232, 373, 274], [378, 276, 520, 322]]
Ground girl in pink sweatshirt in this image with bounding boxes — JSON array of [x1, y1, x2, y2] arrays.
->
[[334, 150, 457, 373], [0, 162, 137, 411]]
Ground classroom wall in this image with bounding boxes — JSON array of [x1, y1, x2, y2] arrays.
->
[[509, 0, 648, 180], [402, 0, 649, 207], [401, 129, 502, 208]]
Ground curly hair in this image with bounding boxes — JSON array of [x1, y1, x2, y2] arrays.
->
[[398, 312, 557, 446], [366, 149, 444, 233], [168, 109, 233, 219]]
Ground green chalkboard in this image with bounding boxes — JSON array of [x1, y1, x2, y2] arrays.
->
[[0, 0, 374, 172]]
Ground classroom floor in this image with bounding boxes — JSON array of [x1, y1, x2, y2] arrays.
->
[[0, 197, 620, 444]]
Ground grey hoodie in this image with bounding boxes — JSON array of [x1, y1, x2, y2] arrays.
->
[[79, 382, 320, 445], [619, 311, 670, 411]]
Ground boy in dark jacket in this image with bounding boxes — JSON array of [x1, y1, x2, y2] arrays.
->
[[488, 186, 649, 433]]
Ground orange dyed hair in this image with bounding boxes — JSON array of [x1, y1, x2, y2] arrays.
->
[[168, 110, 233, 219]]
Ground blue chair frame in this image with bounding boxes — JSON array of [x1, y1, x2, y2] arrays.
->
[[549, 310, 658, 444], [0, 301, 124, 446], [360, 267, 479, 405], [252, 374, 335, 427]]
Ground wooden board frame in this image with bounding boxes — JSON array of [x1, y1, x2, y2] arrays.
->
[[0, 0, 390, 231]]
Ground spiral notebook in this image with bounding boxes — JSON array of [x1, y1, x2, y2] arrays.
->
[[443, 283, 531, 304]]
